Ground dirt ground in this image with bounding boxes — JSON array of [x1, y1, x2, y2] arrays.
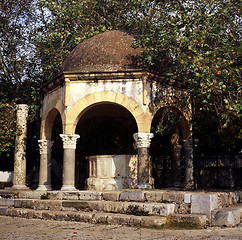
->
[[0, 216, 241, 240]]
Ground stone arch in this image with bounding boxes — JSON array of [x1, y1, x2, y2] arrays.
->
[[149, 102, 192, 188], [148, 96, 192, 140], [64, 91, 150, 134], [40, 99, 65, 140]]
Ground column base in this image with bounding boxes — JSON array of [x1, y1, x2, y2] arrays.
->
[[137, 183, 152, 189], [61, 185, 77, 191], [11, 185, 29, 190], [37, 185, 52, 191]]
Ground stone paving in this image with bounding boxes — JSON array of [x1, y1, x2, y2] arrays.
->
[[0, 216, 242, 240]]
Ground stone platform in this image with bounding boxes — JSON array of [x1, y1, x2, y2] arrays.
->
[[0, 189, 241, 229]]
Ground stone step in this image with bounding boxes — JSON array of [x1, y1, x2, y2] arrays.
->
[[1, 189, 240, 210], [0, 189, 241, 225], [0, 207, 209, 229], [169, 214, 209, 229], [211, 203, 242, 227], [5, 199, 175, 216], [0, 207, 167, 228]]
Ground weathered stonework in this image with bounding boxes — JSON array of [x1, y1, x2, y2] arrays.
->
[[183, 138, 194, 190], [133, 133, 154, 189], [38, 30, 193, 191], [172, 144, 182, 187], [60, 134, 80, 191], [60, 134, 80, 149], [87, 155, 138, 190], [37, 140, 53, 191], [12, 104, 29, 189]]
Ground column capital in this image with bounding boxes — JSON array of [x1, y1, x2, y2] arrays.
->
[[60, 134, 80, 149], [133, 132, 154, 148], [38, 140, 54, 155]]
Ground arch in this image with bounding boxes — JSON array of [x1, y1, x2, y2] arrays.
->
[[64, 91, 151, 134], [40, 99, 65, 140], [150, 106, 191, 142], [148, 96, 192, 139]]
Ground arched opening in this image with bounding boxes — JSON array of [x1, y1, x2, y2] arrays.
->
[[150, 106, 188, 188], [45, 110, 63, 190], [75, 102, 138, 189]]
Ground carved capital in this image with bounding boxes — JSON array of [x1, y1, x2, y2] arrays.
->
[[60, 134, 80, 149], [133, 132, 154, 149], [38, 140, 54, 155]]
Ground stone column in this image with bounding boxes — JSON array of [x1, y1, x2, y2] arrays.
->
[[172, 144, 182, 187], [37, 140, 53, 191], [133, 132, 154, 189], [60, 134, 80, 191], [12, 104, 29, 189], [183, 138, 194, 189]]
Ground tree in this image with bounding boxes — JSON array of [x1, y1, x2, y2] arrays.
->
[[1, 0, 241, 159], [33, 0, 145, 81], [131, 0, 241, 153], [0, 0, 41, 160]]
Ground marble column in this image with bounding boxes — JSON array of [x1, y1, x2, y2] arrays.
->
[[12, 104, 29, 189], [172, 144, 182, 187], [133, 132, 154, 189], [183, 138, 194, 189], [60, 134, 80, 191], [37, 140, 53, 191]]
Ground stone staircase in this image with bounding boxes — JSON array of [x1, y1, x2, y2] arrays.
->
[[0, 189, 241, 229]]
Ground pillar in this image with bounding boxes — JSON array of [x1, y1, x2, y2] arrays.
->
[[37, 140, 53, 191], [172, 144, 182, 187], [133, 132, 154, 189], [183, 138, 194, 189], [60, 134, 80, 191], [12, 104, 29, 189]]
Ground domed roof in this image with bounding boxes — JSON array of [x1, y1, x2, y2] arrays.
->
[[62, 30, 141, 72]]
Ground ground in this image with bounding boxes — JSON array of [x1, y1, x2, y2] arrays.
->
[[0, 216, 241, 240]]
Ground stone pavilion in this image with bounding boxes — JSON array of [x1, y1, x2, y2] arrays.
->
[[36, 30, 194, 191]]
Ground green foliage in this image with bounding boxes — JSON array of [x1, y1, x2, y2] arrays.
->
[[0, 98, 21, 156], [0, 1, 42, 162], [32, 0, 140, 81], [152, 108, 181, 136], [126, 205, 149, 216], [0, 0, 241, 163], [40, 192, 50, 199], [131, 0, 241, 153]]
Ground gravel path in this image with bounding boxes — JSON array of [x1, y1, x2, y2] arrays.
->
[[0, 216, 241, 240]]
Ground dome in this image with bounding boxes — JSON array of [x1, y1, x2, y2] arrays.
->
[[62, 30, 141, 72]]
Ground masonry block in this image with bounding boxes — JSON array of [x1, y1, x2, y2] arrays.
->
[[0, 198, 14, 207], [211, 205, 242, 227], [0, 207, 8, 215], [163, 192, 184, 204], [33, 200, 62, 211], [169, 214, 209, 228], [119, 191, 145, 201], [141, 216, 166, 227], [78, 191, 102, 200], [191, 194, 218, 220], [102, 191, 120, 201], [144, 191, 164, 202], [14, 199, 34, 209]]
